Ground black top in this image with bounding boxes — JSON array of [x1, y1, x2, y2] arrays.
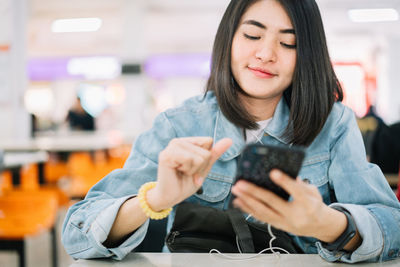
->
[[67, 110, 95, 131]]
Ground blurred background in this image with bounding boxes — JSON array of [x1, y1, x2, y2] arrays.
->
[[0, 0, 399, 267]]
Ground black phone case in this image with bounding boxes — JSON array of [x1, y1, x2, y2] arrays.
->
[[233, 144, 306, 201]]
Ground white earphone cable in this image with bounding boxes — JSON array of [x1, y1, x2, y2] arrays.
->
[[209, 215, 291, 261]]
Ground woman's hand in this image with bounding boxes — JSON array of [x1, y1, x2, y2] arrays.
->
[[231, 169, 352, 244], [147, 137, 232, 211]]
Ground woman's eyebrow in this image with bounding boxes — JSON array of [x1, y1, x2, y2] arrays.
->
[[280, 29, 295, 34], [242, 19, 295, 34], [242, 19, 266, 29]]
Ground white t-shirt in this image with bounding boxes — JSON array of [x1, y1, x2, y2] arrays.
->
[[245, 118, 272, 144]]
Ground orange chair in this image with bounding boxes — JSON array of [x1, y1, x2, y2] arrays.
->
[[66, 148, 130, 199], [19, 164, 40, 191], [0, 171, 13, 195], [0, 192, 57, 237], [0, 191, 58, 267], [1, 164, 66, 267], [44, 160, 68, 184], [93, 147, 130, 191], [19, 164, 70, 207], [108, 145, 130, 170], [67, 152, 99, 198], [94, 150, 113, 176]]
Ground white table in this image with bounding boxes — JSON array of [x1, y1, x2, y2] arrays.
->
[[0, 130, 134, 152], [3, 151, 48, 168], [0, 150, 49, 185], [70, 253, 400, 267]]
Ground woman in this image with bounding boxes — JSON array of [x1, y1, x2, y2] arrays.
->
[[62, 0, 400, 263]]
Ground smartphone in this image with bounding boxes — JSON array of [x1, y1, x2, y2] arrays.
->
[[232, 143, 306, 201]]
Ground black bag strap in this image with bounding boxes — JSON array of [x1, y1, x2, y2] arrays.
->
[[226, 209, 255, 253]]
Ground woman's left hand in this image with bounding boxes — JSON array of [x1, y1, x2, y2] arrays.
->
[[231, 169, 344, 241]]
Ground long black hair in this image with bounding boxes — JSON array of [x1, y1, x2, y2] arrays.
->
[[205, 0, 343, 146]]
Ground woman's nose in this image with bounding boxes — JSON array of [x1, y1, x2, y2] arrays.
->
[[255, 43, 277, 63]]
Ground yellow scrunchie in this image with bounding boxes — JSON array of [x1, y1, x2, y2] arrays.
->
[[138, 182, 172, 220]]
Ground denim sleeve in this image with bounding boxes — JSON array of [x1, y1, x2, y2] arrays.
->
[[318, 107, 400, 263], [61, 112, 177, 259]]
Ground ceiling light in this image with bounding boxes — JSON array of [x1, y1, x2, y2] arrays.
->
[[67, 56, 121, 80], [348, 8, 399, 23], [24, 88, 55, 116], [51, 18, 102, 33]]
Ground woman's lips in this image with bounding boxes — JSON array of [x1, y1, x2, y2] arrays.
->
[[248, 67, 277, 79]]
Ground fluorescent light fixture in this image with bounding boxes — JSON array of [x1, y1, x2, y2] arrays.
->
[[24, 88, 55, 116], [51, 18, 102, 33], [348, 8, 399, 23], [67, 56, 121, 80]]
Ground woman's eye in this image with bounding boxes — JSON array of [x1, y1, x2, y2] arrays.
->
[[244, 33, 260, 40], [280, 42, 297, 49]]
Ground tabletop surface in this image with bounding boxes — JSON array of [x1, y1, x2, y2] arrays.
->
[[70, 253, 400, 267], [0, 130, 134, 152], [3, 151, 48, 168]]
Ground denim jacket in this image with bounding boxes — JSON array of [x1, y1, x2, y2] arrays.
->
[[62, 92, 400, 263]]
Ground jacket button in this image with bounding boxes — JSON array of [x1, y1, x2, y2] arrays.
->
[[196, 187, 203, 195], [303, 178, 311, 184], [77, 222, 84, 229]]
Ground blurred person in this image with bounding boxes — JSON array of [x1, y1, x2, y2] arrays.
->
[[358, 106, 400, 174], [357, 105, 383, 161], [369, 119, 400, 174], [66, 96, 95, 131], [62, 0, 400, 263]]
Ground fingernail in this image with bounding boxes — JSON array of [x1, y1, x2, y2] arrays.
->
[[231, 186, 238, 195], [235, 180, 245, 188], [270, 170, 281, 180], [196, 176, 204, 185]]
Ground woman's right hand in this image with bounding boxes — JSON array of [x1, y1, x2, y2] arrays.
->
[[146, 137, 232, 211]]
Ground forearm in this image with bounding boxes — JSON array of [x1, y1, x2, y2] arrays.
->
[[104, 196, 149, 247], [103, 187, 168, 247]]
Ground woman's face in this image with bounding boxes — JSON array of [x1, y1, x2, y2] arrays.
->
[[231, 0, 297, 101]]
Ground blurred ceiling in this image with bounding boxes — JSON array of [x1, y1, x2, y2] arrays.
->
[[27, 0, 400, 59]]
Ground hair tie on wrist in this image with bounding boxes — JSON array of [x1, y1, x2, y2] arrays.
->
[[138, 182, 172, 220]]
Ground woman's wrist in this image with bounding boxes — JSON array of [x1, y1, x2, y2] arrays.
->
[[314, 205, 348, 243], [146, 187, 171, 212]]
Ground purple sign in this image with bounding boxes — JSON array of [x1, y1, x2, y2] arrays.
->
[[27, 58, 84, 81], [144, 53, 211, 79]]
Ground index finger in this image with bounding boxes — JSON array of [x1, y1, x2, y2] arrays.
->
[[180, 136, 213, 150], [199, 138, 232, 177], [209, 138, 233, 164]]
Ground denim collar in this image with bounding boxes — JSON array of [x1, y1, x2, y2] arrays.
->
[[264, 97, 290, 144], [213, 96, 290, 161]]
